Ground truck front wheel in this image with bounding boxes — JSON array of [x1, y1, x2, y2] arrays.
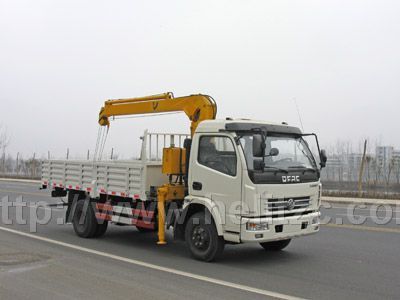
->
[[259, 239, 291, 251], [185, 212, 224, 262]]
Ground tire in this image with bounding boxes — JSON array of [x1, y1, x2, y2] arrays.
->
[[94, 221, 108, 237], [184, 212, 224, 262], [72, 199, 98, 238], [259, 239, 291, 251]]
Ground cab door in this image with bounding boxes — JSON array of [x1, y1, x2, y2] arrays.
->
[[189, 134, 242, 234]]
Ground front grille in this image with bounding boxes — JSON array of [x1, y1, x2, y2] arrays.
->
[[265, 196, 311, 212]]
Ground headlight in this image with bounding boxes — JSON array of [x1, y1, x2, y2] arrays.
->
[[246, 222, 269, 231]]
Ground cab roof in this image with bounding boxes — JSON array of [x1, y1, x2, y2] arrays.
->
[[196, 119, 302, 135]]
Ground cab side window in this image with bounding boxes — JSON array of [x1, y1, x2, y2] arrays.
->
[[198, 136, 237, 176]]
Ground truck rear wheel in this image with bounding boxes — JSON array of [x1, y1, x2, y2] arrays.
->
[[185, 212, 224, 262], [259, 239, 291, 251], [94, 221, 108, 237], [72, 199, 98, 238]]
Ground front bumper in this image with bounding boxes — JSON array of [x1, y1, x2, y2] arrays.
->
[[240, 211, 320, 243]]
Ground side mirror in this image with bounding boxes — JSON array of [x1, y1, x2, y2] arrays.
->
[[252, 134, 265, 157], [320, 149, 327, 168], [269, 148, 279, 157]]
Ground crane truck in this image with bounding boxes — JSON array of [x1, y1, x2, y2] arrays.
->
[[41, 92, 327, 261]]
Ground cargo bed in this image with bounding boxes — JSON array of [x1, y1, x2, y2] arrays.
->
[[41, 131, 189, 200]]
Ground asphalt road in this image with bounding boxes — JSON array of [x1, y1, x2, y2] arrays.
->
[[0, 180, 399, 300]]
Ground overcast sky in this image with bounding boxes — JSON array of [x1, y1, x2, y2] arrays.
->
[[0, 0, 399, 159]]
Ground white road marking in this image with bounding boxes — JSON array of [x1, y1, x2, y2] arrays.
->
[[0, 178, 41, 184], [0, 226, 305, 300], [28, 205, 65, 212], [7, 263, 48, 274], [1, 202, 64, 212], [325, 205, 400, 212], [0, 189, 51, 197], [322, 223, 400, 234], [335, 213, 400, 221]]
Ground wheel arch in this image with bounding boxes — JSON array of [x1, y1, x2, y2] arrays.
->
[[173, 197, 224, 241]]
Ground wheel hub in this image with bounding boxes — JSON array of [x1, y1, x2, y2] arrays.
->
[[192, 226, 210, 250]]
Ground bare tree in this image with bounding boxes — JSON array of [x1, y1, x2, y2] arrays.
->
[[358, 139, 367, 197], [371, 157, 383, 185], [23, 156, 40, 178], [334, 139, 347, 182], [394, 158, 400, 185], [0, 125, 10, 152], [0, 125, 10, 174], [365, 154, 372, 188], [5, 154, 13, 173], [384, 158, 395, 188]]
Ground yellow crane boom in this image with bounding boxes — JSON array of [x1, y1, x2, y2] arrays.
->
[[97, 92, 217, 245], [98, 92, 217, 137]]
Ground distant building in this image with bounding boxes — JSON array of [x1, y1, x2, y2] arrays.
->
[[322, 146, 400, 184], [347, 153, 363, 181], [393, 150, 400, 161], [323, 156, 343, 181], [376, 146, 394, 170], [393, 151, 400, 183]]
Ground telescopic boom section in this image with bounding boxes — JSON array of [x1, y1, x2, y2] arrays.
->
[[98, 92, 217, 137]]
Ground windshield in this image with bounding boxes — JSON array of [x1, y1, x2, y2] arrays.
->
[[239, 134, 317, 171]]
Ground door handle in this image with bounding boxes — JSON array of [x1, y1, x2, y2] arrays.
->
[[192, 181, 202, 191]]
